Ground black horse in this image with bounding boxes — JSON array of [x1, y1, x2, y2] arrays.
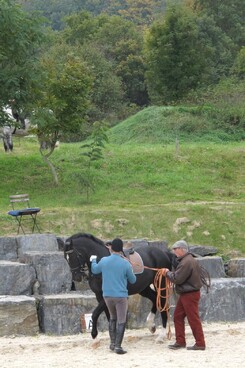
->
[[64, 233, 175, 341]]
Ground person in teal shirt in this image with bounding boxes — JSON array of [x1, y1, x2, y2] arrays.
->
[[90, 238, 136, 354]]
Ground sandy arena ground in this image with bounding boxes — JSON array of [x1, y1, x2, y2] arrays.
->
[[1, 322, 245, 368]]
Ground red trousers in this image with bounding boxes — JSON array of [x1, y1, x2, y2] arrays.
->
[[174, 290, 205, 347]]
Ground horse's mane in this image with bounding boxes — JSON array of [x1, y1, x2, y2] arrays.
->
[[69, 232, 105, 246]]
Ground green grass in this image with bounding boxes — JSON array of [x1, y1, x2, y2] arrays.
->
[[108, 106, 245, 144], [0, 106, 244, 259]]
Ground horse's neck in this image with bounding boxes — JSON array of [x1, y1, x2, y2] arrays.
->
[[80, 240, 109, 263]]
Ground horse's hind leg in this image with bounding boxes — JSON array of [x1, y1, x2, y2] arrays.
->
[[156, 310, 168, 343], [140, 286, 157, 334], [140, 285, 168, 343]]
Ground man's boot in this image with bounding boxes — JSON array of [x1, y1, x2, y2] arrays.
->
[[114, 323, 127, 354], [109, 319, 117, 351]]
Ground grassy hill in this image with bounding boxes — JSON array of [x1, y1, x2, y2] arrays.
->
[[108, 105, 245, 144], [0, 106, 244, 258]]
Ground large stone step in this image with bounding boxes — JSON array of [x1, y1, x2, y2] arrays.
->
[[0, 237, 17, 261], [199, 277, 245, 322], [20, 252, 72, 294], [196, 256, 226, 278], [36, 277, 245, 335], [0, 234, 60, 261], [17, 234, 59, 256], [38, 292, 101, 335], [0, 295, 39, 336], [0, 260, 36, 295]]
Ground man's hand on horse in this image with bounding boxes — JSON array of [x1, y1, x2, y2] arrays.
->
[[90, 255, 97, 262]]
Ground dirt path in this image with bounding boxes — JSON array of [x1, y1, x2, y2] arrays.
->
[[1, 322, 245, 368]]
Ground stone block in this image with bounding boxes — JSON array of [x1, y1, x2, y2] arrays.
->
[[20, 252, 72, 294], [0, 295, 39, 336], [200, 278, 245, 322], [196, 256, 226, 278], [189, 245, 217, 256], [38, 293, 107, 335], [0, 237, 17, 261], [17, 234, 59, 257], [38, 292, 159, 335], [0, 261, 36, 295], [227, 258, 245, 277]]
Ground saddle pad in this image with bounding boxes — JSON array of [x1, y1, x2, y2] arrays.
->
[[129, 251, 144, 274]]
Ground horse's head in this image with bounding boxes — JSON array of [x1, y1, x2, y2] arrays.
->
[[64, 233, 110, 283], [64, 237, 89, 282]]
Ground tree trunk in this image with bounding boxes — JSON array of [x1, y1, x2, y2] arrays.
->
[[39, 147, 58, 186]]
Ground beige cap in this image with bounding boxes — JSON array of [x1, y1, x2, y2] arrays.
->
[[172, 240, 188, 250]]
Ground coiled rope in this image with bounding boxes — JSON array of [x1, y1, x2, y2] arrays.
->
[[146, 266, 173, 339]]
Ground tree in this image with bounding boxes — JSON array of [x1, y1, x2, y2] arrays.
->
[[63, 12, 149, 110], [95, 17, 149, 106], [232, 47, 245, 80], [32, 43, 93, 184], [18, 0, 167, 28], [193, 0, 245, 49], [98, 14, 149, 106], [118, 0, 166, 26], [79, 120, 109, 201], [0, 0, 45, 113], [144, 3, 234, 103], [79, 43, 125, 124], [18, 0, 83, 30]]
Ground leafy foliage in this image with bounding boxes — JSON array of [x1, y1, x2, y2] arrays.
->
[[63, 12, 148, 119], [193, 0, 245, 48], [18, 0, 167, 28], [0, 0, 45, 109], [30, 43, 93, 184], [232, 47, 245, 79], [79, 121, 109, 200], [144, 3, 235, 103]]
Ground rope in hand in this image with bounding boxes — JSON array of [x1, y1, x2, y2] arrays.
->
[[145, 266, 173, 340]]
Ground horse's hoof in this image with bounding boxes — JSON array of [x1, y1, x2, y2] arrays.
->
[[91, 331, 98, 339], [150, 325, 156, 334], [155, 337, 164, 344]]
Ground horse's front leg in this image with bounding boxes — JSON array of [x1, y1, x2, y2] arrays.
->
[[91, 298, 109, 339]]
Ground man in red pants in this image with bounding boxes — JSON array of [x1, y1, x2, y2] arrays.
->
[[162, 240, 206, 351]]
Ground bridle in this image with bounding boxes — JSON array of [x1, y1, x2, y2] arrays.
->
[[64, 238, 110, 280], [65, 245, 89, 276]]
